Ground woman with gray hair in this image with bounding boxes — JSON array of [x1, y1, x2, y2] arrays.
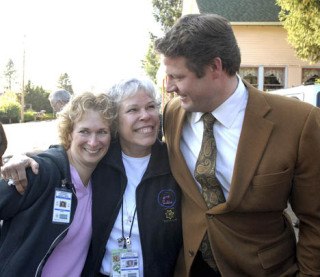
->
[[82, 77, 182, 277]]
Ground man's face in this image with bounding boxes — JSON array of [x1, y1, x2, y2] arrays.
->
[[163, 56, 220, 113], [50, 100, 66, 112]]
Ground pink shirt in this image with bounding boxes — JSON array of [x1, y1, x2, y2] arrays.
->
[[42, 165, 92, 277]]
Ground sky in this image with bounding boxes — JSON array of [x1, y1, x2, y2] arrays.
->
[[0, 0, 162, 93]]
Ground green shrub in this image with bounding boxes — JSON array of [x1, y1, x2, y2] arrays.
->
[[43, 113, 55, 120], [23, 110, 36, 122], [0, 92, 22, 123], [0, 102, 21, 123]]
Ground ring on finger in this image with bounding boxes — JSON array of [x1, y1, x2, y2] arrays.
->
[[8, 179, 15, 186]]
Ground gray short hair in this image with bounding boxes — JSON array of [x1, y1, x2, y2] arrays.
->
[[49, 89, 71, 102], [108, 77, 161, 111], [107, 77, 161, 137]]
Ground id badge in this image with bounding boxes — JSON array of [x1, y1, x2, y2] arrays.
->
[[111, 249, 140, 277], [111, 249, 127, 277], [52, 188, 72, 224], [120, 251, 139, 277]]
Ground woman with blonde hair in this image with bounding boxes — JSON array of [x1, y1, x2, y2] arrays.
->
[[0, 92, 115, 276]]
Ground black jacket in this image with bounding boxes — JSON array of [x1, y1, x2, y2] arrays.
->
[[82, 139, 183, 277], [0, 146, 76, 277]]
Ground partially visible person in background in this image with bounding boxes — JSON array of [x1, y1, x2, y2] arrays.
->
[[49, 89, 71, 113], [0, 122, 7, 167], [0, 92, 114, 276]]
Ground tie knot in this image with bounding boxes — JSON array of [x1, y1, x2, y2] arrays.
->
[[202, 113, 215, 130]]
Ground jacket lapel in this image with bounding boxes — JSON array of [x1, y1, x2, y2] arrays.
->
[[168, 85, 274, 213], [211, 86, 274, 213], [168, 102, 208, 210]]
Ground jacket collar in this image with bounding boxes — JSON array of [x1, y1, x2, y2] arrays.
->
[[38, 145, 72, 187], [101, 138, 171, 179], [167, 81, 273, 213]]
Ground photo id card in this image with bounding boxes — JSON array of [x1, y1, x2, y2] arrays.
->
[[111, 249, 140, 277], [52, 188, 72, 224], [120, 251, 139, 277], [111, 249, 127, 277]]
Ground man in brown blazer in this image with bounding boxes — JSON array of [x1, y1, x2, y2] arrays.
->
[[155, 14, 320, 276]]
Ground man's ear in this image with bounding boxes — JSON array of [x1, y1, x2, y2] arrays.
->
[[209, 57, 223, 72], [208, 57, 223, 80]]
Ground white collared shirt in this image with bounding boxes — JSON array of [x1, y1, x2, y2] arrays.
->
[[180, 77, 248, 200]]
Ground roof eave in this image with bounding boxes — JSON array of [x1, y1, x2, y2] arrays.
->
[[231, 21, 282, 26]]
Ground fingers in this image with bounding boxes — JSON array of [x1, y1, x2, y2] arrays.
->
[[1, 155, 37, 178], [1, 164, 14, 180], [14, 181, 27, 195], [29, 159, 39, 175], [1, 159, 23, 180], [0, 155, 38, 196]]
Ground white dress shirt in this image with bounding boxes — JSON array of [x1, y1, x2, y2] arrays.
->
[[180, 77, 248, 200]]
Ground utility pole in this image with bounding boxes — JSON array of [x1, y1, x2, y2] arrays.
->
[[20, 36, 26, 122]]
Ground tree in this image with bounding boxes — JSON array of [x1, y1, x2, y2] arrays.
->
[[57, 73, 74, 94], [3, 59, 16, 91], [142, 0, 182, 84], [141, 34, 161, 83], [276, 0, 320, 63], [24, 81, 51, 112], [152, 0, 183, 33]]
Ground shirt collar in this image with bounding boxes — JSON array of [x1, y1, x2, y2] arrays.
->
[[192, 75, 248, 128]]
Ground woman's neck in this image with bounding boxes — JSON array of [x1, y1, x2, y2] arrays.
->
[[120, 145, 152, 158], [67, 152, 95, 186]]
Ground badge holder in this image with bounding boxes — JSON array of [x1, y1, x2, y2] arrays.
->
[[111, 202, 139, 277], [52, 187, 72, 224]]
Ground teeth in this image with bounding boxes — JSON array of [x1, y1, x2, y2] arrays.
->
[[137, 127, 153, 134], [86, 149, 99, 154]]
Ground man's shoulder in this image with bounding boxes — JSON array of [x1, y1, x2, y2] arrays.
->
[[247, 85, 316, 115], [261, 90, 316, 112]]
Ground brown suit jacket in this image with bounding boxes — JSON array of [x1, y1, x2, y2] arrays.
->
[[164, 83, 320, 276]]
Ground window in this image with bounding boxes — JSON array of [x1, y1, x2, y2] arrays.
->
[[264, 67, 284, 91], [239, 67, 258, 88], [302, 68, 320, 85]]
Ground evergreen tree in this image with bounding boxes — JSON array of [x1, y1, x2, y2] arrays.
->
[[152, 0, 183, 33], [3, 59, 16, 91], [142, 0, 182, 84], [141, 34, 161, 84], [57, 73, 74, 94], [24, 81, 51, 112]]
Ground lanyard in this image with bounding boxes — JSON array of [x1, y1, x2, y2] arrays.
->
[[121, 198, 137, 249]]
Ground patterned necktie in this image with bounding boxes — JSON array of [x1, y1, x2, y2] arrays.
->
[[194, 112, 226, 271]]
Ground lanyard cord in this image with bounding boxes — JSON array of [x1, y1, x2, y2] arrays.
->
[[121, 198, 137, 248]]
